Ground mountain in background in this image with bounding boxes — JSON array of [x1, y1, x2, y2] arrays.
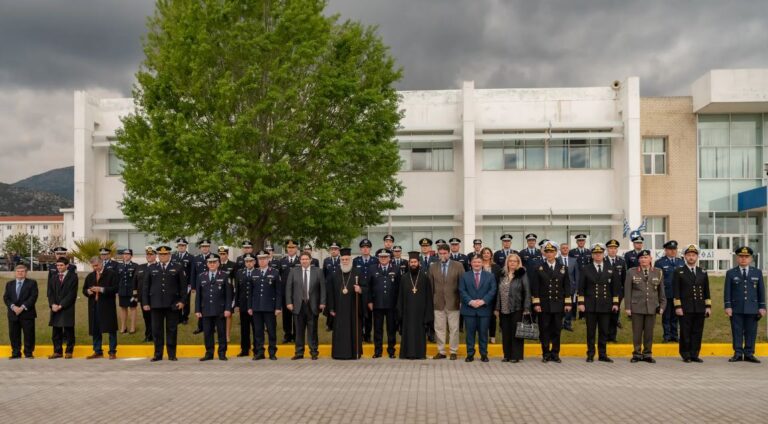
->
[[0, 182, 73, 216], [12, 166, 74, 201]]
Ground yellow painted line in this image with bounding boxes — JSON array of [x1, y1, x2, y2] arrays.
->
[[1, 343, 765, 358]]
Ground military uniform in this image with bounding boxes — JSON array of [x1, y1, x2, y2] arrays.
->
[[568, 247, 591, 267], [518, 247, 542, 270], [624, 260, 666, 362], [655, 240, 684, 342], [368, 259, 400, 357], [117, 259, 138, 308], [578, 250, 619, 361], [191, 243, 214, 333], [142, 248, 187, 361], [196, 268, 233, 359], [724, 247, 766, 362], [133, 257, 154, 341], [171, 242, 194, 324], [493, 234, 517, 268], [672, 251, 711, 361], [278, 252, 301, 342], [235, 264, 258, 356], [391, 247, 408, 275], [353, 243, 378, 342], [530, 243, 571, 362], [604, 253, 627, 341], [249, 264, 282, 359]]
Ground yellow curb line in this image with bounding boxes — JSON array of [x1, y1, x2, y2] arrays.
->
[[1, 343, 765, 359]]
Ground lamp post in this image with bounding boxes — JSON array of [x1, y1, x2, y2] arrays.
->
[[29, 225, 34, 270]]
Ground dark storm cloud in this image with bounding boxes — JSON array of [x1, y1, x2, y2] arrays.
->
[[0, 0, 767, 181]]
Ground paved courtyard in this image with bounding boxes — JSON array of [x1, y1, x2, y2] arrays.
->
[[0, 357, 766, 423]]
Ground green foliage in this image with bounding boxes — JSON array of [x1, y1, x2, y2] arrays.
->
[[71, 238, 116, 265], [116, 0, 404, 248], [3, 233, 42, 257]]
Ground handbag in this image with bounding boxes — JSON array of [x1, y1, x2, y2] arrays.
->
[[515, 313, 539, 340]]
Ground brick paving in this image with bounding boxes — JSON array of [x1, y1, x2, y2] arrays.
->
[[0, 356, 765, 423]]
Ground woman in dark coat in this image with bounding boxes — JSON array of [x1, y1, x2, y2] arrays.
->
[[480, 247, 502, 343], [47, 257, 79, 358], [82, 257, 119, 359], [495, 253, 532, 362]]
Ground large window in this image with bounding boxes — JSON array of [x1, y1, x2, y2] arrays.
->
[[399, 144, 453, 171], [642, 137, 666, 175], [484, 138, 611, 170], [643, 216, 667, 252], [108, 148, 124, 176]]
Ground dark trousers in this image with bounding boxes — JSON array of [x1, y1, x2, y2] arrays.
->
[[538, 312, 563, 358], [730, 313, 759, 356], [202, 315, 227, 357], [631, 313, 656, 358], [294, 302, 318, 356], [282, 302, 294, 339], [679, 312, 705, 360], [8, 318, 35, 357], [364, 308, 373, 341], [607, 303, 621, 340], [464, 315, 490, 357], [52, 326, 75, 354], [142, 308, 153, 339], [181, 291, 191, 322], [585, 312, 611, 357], [373, 308, 397, 355], [151, 308, 180, 358], [253, 312, 277, 357], [662, 297, 678, 340], [499, 311, 524, 360], [239, 309, 251, 354]]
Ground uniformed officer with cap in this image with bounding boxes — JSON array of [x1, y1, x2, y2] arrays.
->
[[624, 232, 645, 269], [302, 244, 320, 268], [724, 246, 766, 363], [171, 237, 194, 325], [519, 234, 542, 270], [467, 239, 483, 263], [217, 246, 237, 342], [655, 240, 684, 342], [577, 243, 619, 362], [367, 248, 400, 358], [493, 234, 516, 268], [625, 250, 665, 363], [49, 247, 77, 275], [448, 238, 469, 271], [248, 250, 282, 360], [605, 239, 627, 341], [235, 251, 258, 357], [196, 254, 233, 361], [418, 238, 438, 269], [134, 246, 156, 342], [100, 247, 118, 273], [383, 234, 395, 251], [279, 239, 301, 343], [117, 248, 138, 334], [569, 234, 592, 267], [234, 240, 255, 274], [142, 245, 187, 361], [323, 242, 342, 331], [530, 241, 572, 363], [672, 244, 711, 362], [191, 239, 214, 335], [265, 245, 280, 270], [353, 238, 378, 343], [392, 246, 408, 274]]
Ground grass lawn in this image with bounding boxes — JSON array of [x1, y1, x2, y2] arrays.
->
[[1, 272, 765, 346]]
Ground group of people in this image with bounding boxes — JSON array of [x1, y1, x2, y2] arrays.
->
[[4, 232, 766, 364]]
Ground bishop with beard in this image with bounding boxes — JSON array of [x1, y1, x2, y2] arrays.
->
[[398, 252, 434, 359], [327, 248, 366, 359]]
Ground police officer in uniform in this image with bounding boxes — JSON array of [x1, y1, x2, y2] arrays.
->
[[367, 248, 400, 358], [235, 240, 255, 273], [448, 238, 469, 271], [383, 234, 395, 251], [518, 234, 542, 270], [50, 247, 77, 276], [353, 238, 378, 343], [569, 234, 592, 267], [624, 232, 645, 269], [577, 243, 619, 362], [323, 242, 342, 331], [217, 246, 237, 342], [142, 245, 187, 361], [672, 244, 711, 363], [279, 240, 301, 343], [467, 239, 483, 263], [724, 246, 766, 363], [249, 250, 282, 360], [133, 246, 156, 342], [391, 246, 408, 274], [196, 255, 233, 361], [235, 251, 258, 357], [265, 245, 280, 270], [418, 238, 438, 269], [191, 239, 213, 335], [171, 238, 194, 325], [117, 248, 138, 334], [530, 241, 571, 363], [605, 239, 627, 341], [655, 240, 684, 342], [493, 234, 516, 268], [100, 247, 119, 273]]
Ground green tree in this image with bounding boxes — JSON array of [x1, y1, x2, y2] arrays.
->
[[3, 233, 42, 258], [116, 0, 403, 248]]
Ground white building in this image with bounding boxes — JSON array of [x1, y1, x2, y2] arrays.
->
[[0, 215, 65, 253]]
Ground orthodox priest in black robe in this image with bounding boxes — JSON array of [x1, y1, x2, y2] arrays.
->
[[398, 252, 434, 359], [328, 248, 366, 359]]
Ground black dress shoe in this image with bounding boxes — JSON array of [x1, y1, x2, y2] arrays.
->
[[269, 355, 277, 360], [510, 359, 520, 363], [150, 357, 163, 362], [644, 356, 656, 364], [586, 357, 594, 363], [729, 355, 743, 362], [291, 355, 303, 360], [683, 358, 691, 363], [630, 357, 640, 363], [744, 356, 761, 363], [169, 356, 178, 361], [372, 353, 381, 358], [8, 355, 21, 360], [311, 354, 318, 360], [480, 355, 489, 362], [542, 356, 549, 363], [598, 356, 613, 363], [200, 356, 214, 361], [449, 354, 457, 360], [388, 353, 396, 359], [218, 355, 228, 361], [253, 353, 266, 361], [465, 356, 474, 363], [691, 357, 703, 363], [193, 329, 203, 335], [237, 351, 249, 357], [502, 358, 510, 363], [551, 356, 562, 363], [433, 353, 446, 360]]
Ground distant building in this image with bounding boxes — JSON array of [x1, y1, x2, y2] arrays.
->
[[0, 215, 65, 253]]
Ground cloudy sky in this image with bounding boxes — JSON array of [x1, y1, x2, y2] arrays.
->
[[1, 0, 766, 182]]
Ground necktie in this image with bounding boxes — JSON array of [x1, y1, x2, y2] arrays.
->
[[59, 273, 64, 286], [474, 272, 480, 289], [742, 268, 747, 280], [247, 270, 251, 278], [303, 269, 309, 301], [210, 272, 215, 281], [690, 267, 695, 274], [261, 269, 266, 277], [442, 262, 447, 276], [597, 264, 602, 273], [643, 269, 648, 277], [609, 258, 614, 266], [16, 280, 22, 297]]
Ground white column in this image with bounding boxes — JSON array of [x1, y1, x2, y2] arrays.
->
[[462, 81, 476, 245], [622, 77, 642, 238], [73, 91, 97, 258]]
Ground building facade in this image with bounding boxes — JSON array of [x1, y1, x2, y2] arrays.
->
[[0, 215, 65, 253]]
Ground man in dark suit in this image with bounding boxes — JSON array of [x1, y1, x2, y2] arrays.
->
[[83, 257, 120, 359], [47, 257, 79, 359], [367, 249, 400, 358], [493, 234, 516, 268], [278, 239, 301, 343], [143, 245, 187, 361], [171, 237, 194, 325], [322, 242, 342, 331], [605, 239, 627, 342], [530, 241, 572, 363], [196, 255, 234, 361], [724, 246, 766, 363], [518, 233, 542, 270], [353, 238, 377, 343], [673, 244, 711, 363], [249, 250, 283, 360], [191, 239, 214, 335], [286, 252, 326, 360], [4, 264, 38, 359], [577, 244, 620, 363], [559, 242, 581, 332], [459, 256, 497, 362], [134, 246, 157, 342]]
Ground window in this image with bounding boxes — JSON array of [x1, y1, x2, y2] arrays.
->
[[643, 216, 667, 252], [43, 225, 48, 230], [642, 137, 666, 175], [6, 226, 10, 230], [108, 148, 124, 175], [484, 138, 610, 170], [399, 145, 453, 171]]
